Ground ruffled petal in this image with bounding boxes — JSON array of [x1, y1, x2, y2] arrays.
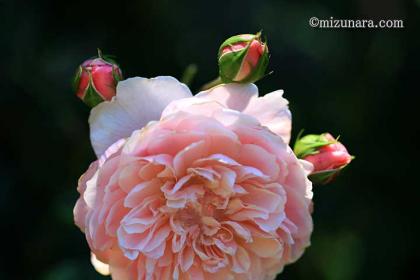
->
[[197, 84, 291, 144], [244, 90, 291, 144], [244, 237, 283, 258]]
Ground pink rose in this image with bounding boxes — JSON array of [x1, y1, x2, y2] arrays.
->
[[74, 77, 313, 279]]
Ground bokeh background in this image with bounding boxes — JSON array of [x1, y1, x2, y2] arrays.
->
[[1, 0, 419, 279]]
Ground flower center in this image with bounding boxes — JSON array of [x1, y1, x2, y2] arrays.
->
[[172, 193, 226, 236], [174, 205, 201, 229]]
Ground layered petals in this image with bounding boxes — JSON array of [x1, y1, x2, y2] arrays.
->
[[75, 78, 312, 280], [163, 83, 292, 144]]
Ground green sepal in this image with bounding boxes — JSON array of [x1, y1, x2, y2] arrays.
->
[[237, 44, 269, 83], [218, 47, 248, 83], [112, 66, 123, 84], [72, 66, 83, 92], [82, 81, 104, 108], [294, 133, 336, 159], [102, 55, 120, 67], [88, 49, 122, 71], [308, 164, 348, 185], [96, 48, 117, 64]]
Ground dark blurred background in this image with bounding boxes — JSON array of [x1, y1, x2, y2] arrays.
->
[[1, 0, 419, 279]]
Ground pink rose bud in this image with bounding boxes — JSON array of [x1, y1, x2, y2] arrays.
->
[[218, 32, 269, 83], [74, 49, 123, 107], [294, 133, 353, 184]]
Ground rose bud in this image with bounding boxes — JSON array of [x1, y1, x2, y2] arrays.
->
[[294, 133, 353, 185], [74, 50, 123, 107], [218, 32, 269, 83]]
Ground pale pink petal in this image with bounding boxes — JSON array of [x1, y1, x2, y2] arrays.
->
[[222, 221, 252, 242], [237, 144, 279, 180], [172, 232, 187, 252], [179, 245, 195, 272], [162, 99, 224, 119], [193, 154, 240, 167], [143, 224, 171, 255], [214, 238, 237, 255], [255, 211, 286, 233], [145, 257, 157, 279], [244, 90, 291, 144], [90, 76, 192, 157], [195, 83, 258, 111], [244, 237, 283, 258], [241, 185, 283, 213], [124, 179, 162, 208], [195, 84, 291, 144], [173, 141, 210, 177], [118, 161, 143, 193], [74, 161, 99, 231], [231, 246, 250, 273], [188, 262, 205, 280], [158, 242, 173, 267], [105, 199, 127, 236]]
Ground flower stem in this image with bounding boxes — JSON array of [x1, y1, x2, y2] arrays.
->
[[181, 64, 198, 86], [97, 48, 103, 58], [200, 76, 223, 91]]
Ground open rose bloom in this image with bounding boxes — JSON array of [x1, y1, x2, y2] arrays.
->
[[74, 77, 313, 279]]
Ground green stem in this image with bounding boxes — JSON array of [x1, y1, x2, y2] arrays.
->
[[181, 64, 198, 86], [97, 48, 103, 58], [200, 76, 223, 91]]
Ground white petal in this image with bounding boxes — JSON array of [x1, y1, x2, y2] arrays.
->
[[90, 253, 110, 276], [195, 83, 258, 111], [161, 83, 257, 119], [89, 76, 192, 157]]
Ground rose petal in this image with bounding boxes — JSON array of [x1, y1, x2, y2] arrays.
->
[[173, 141, 210, 177], [89, 76, 192, 157], [197, 84, 291, 144], [245, 237, 283, 258], [244, 90, 291, 144], [91, 252, 110, 276], [195, 83, 258, 111], [231, 246, 250, 273], [179, 245, 195, 272]]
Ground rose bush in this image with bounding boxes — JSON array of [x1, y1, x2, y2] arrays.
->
[[74, 77, 313, 280]]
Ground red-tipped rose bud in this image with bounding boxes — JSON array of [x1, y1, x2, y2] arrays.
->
[[218, 32, 269, 84], [294, 133, 353, 184], [74, 50, 123, 107]]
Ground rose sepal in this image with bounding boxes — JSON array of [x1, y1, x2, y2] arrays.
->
[[308, 164, 348, 185], [294, 133, 337, 158]]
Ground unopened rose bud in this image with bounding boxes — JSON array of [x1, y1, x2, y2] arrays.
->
[[294, 133, 353, 184], [74, 50, 123, 107], [218, 32, 269, 84]]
